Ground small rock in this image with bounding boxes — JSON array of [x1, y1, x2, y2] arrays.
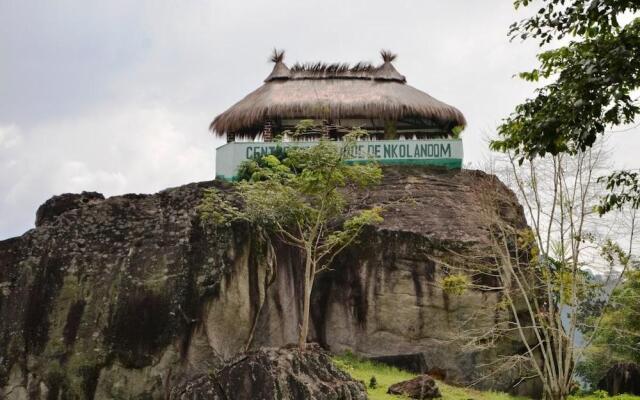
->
[[387, 375, 441, 399]]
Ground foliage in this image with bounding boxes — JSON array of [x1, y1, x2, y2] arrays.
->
[[455, 147, 638, 400], [236, 147, 289, 182], [441, 273, 470, 296], [491, 1, 639, 160], [236, 139, 383, 241], [197, 188, 242, 227], [571, 393, 640, 400], [201, 128, 383, 349], [369, 375, 378, 389], [597, 171, 640, 214], [489, 1, 640, 390], [577, 269, 640, 388], [333, 353, 640, 400], [452, 125, 465, 139], [278, 119, 323, 140]]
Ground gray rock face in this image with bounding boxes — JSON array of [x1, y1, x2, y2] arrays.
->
[[35, 191, 105, 227], [0, 166, 528, 399], [170, 345, 367, 400]]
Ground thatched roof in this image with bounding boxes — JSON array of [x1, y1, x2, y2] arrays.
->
[[211, 50, 466, 135]]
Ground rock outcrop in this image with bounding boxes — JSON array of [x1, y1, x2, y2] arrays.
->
[[0, 166, 528, 399], [169, 345, 367, 400]]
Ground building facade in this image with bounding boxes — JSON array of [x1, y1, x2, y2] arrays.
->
[[211, 50, 466, 180]]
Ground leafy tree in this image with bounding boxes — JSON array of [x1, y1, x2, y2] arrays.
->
[[598, 170, 640, 213], [488, 4, 640, 392], [202, 131, 383, 350], [492, 0, 639, 159], [492, 1, 640, 213]]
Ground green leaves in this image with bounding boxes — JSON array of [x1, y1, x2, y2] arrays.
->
[[597, 170, 640, 214], [226, 131, 384, 263], [441, 274, 470, 296], [493, 2, 639, 163], [239, 138, 382, 230], [198, 188, 243, 227], [577, 269, 640, 386], [237, 179, 307, 228], [510, 0, 638, 45], [236, 147, 291, 182], [324, 208, 383, 251]]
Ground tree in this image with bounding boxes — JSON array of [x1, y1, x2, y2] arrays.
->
[[492, 0, 639, 158], [442, 146, 636, 400], [202, 131, 383, 350], [491, 1, 640, 214]]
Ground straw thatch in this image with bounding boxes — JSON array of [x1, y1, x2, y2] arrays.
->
[[211, 50, 466, 136]]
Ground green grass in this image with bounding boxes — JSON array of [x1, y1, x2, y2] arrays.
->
[[332, 352, 526, 400], [332, 352, 640, 400], [570, 394, 640, 400]]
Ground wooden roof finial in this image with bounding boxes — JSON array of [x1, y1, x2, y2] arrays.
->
[[380, 49, 397, 63], [270, 48, 285, 64], [265, 48, 291, 82]]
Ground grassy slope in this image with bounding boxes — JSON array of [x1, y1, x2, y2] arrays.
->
[[332, 353, 526, 400], [332, 353, 640, 400]]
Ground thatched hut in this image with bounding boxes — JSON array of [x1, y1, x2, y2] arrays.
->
[[211, 50, 466, 142]]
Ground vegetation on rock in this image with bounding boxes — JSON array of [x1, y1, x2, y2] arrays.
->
[[200, 128, 383, 349]]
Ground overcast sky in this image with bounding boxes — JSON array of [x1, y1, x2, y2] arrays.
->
[[1, 0, 638, 240]]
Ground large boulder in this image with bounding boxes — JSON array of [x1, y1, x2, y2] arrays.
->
[[387, 375, 441, 399], [0, 166, 529, 399], [598, 362, 640, 396], [169, 345, 367, 400]]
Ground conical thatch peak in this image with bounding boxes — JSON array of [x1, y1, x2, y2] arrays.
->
[[265, 48, 291, 82], [374, 49, 405, 82], [380, 49, 397, 63], [270, 48, 285, 63]]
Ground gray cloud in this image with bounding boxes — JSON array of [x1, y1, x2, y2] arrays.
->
[[1, 0, 638, 239]]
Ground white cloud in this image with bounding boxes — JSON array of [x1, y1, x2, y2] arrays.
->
[[0, 124, 22, 150], [0, 102, 216, 238]]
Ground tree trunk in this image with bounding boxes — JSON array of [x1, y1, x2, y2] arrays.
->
[[545, 384, 569, 400], [298, 255, 313, 350]]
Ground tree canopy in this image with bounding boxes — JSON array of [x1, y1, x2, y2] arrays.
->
[[491, 1, 640, 159]]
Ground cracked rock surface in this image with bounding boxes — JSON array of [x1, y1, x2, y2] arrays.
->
[[0, 166, 529, 399]]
